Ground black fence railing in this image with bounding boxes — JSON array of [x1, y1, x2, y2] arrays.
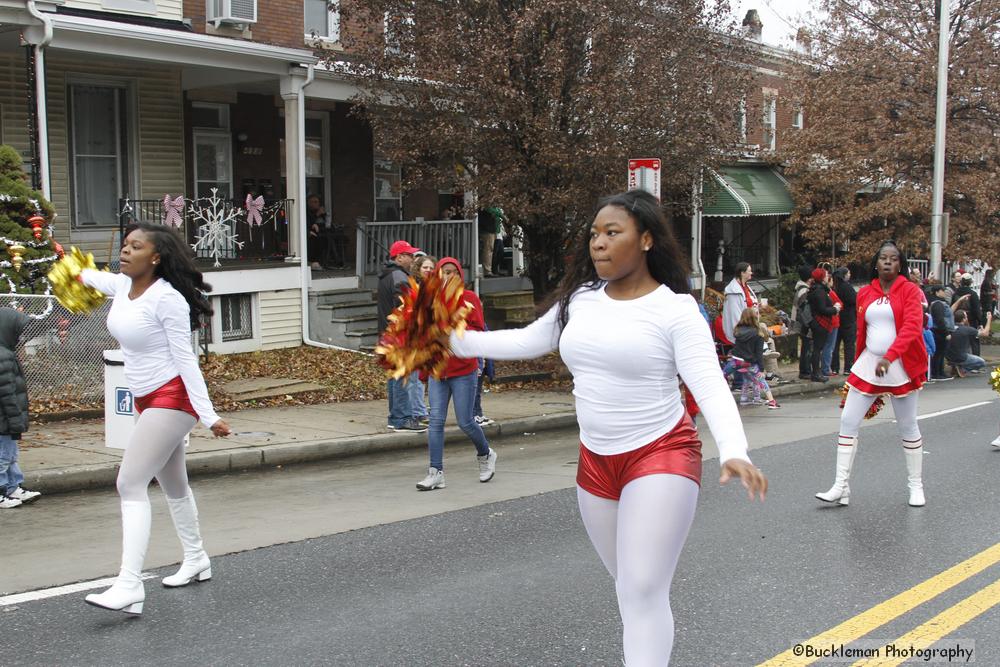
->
[[118, 196, 293, 265]]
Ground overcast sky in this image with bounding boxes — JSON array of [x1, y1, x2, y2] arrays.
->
[[728, 0, 824, 48]]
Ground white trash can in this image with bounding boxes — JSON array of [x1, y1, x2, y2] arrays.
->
[[104, 349, 133, 450]]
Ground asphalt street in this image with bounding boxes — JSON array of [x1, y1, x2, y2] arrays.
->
[[3, 381, 1000, 666]]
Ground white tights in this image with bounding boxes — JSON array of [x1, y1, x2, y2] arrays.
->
[[116, 408, 198, 502], [839, 388, 921, 441], [577, 474, 700, 666]]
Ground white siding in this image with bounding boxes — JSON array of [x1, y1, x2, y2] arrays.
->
[[62, 0, 183, 21], [259, 289, 303, 350], [0, 54, 33, 161], [46, 54, 184, 261]]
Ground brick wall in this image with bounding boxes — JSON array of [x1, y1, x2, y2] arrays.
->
[[182, 0, 306, 49]]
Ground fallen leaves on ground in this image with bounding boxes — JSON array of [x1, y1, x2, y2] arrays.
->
[[30, 346, 571, 421]]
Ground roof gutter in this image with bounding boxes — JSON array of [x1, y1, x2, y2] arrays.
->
[[24, 0, 52, 200]]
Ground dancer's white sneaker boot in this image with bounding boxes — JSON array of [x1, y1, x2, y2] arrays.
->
[[816, 436, 857, 506], [85, 500, 149, 614], [162, 495, 212, 588], [904, 442, 925, 507]]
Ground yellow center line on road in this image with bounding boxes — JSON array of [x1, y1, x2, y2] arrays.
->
[[756, 542, 1000, 666], [848, 577, 1000, 667]]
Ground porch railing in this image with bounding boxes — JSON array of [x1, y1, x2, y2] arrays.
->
[[355, 218, 478, 286], [118, 197, 293, 264]]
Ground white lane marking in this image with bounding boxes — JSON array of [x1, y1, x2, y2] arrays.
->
[[0, 573, 157, 606], [917, 401, 993, 421]]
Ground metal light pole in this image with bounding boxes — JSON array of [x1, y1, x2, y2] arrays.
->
[[929, 0, 950, 278]]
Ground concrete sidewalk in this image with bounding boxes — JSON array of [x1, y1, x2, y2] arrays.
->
[[16, 355, 868, 495]]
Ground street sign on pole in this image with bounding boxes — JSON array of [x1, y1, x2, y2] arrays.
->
[[628, 158, 661, 200]]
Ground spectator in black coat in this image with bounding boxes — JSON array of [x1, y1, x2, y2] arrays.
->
[[831, 267, 857, 375], [952, 273, 983, 355], [0, 307, 40, 508], [377, 240, 427, 433], [807, 268, 841, 382], [979, 268, 996, 328]]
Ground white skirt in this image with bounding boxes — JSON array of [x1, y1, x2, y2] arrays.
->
[[850, 349, 910, 387]]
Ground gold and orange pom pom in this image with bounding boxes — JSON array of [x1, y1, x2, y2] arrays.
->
[[990, 366, 1000, 396], [47, 246, 106, 313], [837, 384, 885, 420], [375, 271, 472, 380]]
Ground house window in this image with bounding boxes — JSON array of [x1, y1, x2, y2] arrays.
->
[[374, 155, 402, 221], [792, 106, 804, 129], [762, 95, 777, 150], [68, 81, 134, 227], [304, 0, 340, 41], [220, 294, 253, 341]]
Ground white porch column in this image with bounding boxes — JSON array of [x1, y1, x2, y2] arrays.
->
[[690, 174, 704, 293], [768, 216, 780, 276], [280, 69, 310, 261]]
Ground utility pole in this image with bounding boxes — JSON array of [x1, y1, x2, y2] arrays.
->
[[930, 0, 950, 278]]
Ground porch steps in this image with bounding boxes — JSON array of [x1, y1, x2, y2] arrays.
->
[[308, 288, 381, 350], [482, 290, 536, 331]]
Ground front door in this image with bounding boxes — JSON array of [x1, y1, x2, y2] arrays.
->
[[193, 132, 232, 199]]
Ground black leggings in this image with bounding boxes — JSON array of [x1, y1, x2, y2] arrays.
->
[[832, 324, 856, 374]]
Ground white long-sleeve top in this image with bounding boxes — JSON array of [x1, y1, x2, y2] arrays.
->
[[450, 283, 751, 465], [82, 269, 220, 428]]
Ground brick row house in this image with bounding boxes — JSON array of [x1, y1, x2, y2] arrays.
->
[[0, 1, 805, 354], [689, 11, 806, 289]]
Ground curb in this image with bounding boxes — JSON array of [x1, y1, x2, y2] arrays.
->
[[24, 412, 579, 496]]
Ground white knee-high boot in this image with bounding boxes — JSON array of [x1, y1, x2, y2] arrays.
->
[[85, 500, 150, 614], [162, 495, 212, 588], [816, 436, 858, 506], [904, 440, 925, 507]]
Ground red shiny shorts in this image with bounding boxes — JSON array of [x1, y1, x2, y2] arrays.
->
[[576, 415, 702, 501], [135, 376, 197, 420]]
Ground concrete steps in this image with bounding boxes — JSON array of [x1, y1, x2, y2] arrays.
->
[[309, 288, 380, 350], [482, 290, 536, 330]]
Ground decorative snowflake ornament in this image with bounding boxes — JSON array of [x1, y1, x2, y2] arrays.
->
[[190, 188, 245, 267]]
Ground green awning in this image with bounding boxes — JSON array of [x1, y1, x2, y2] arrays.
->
[[702, 165, 793, 217]]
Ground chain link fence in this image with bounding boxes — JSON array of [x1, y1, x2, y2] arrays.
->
[[2, 294, 116, 407]]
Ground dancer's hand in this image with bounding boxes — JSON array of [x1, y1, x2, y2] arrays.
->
[[210, 419, 232, 438], [720, 459, 768, 501], [875, 357, 891, 377]]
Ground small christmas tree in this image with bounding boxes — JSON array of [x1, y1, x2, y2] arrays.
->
[[0, 144, 58, 294]]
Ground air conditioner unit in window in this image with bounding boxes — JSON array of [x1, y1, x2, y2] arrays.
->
[[207, 0, 257, 26]]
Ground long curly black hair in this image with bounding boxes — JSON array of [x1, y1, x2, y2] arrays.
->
[[123, 222, 213, 330], [868, 240, 909, 282], [542, 189, 691, 332]]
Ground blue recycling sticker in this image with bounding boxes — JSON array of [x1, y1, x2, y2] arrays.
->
[[115, 387, 134, 416]]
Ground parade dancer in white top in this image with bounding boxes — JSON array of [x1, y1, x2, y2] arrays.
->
[[449, 190, 767, 666], [816, 241, 928, 507], [82, 222, 231, 615]]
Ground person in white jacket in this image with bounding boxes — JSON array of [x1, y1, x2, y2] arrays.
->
[[449, 190, 767, 666], [82, 222, 230, 616], [722, 262, 759, 345]]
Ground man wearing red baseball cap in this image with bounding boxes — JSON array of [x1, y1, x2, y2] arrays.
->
[[378, 239, 426, 432]]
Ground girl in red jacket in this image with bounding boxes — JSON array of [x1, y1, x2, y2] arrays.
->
[[816, 241, 928, 507], [415, 257, 497, 491]]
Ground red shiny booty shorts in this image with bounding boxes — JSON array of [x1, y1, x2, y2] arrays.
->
[[135, 376, 197, 420], [576, 415, 702, 501]]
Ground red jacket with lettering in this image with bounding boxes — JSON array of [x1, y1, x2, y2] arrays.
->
[[855, 275, 927, 380]]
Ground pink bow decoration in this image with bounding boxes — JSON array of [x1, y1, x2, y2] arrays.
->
[[245, 194, 265, 227], [162, 194, 184, 227]]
